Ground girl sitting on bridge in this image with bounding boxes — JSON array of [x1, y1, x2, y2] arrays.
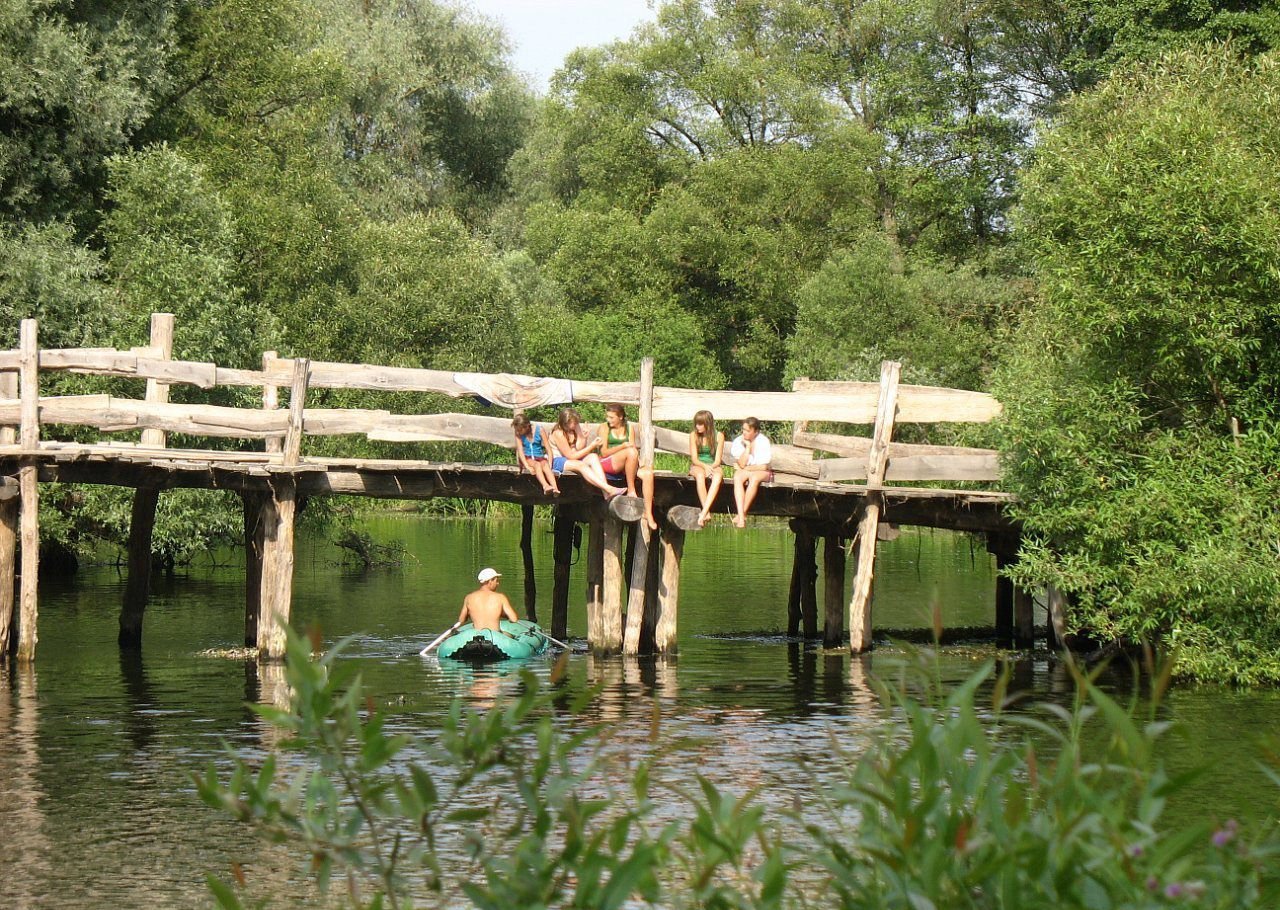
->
[[512, 413, 560, 496], [594, 403, 640, 498], [638, 409, 726, 531], [549, 407, 626, 500]]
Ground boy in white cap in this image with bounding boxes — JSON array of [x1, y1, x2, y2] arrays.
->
[[456, 567, 519, 632]]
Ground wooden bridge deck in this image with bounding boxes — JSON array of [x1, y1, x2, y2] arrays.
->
[[0, 314, 1036, 664]]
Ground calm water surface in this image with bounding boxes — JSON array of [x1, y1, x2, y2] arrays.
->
[[2, 516, 1279, 907]]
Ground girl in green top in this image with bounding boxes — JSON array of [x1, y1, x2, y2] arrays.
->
[[687, 410, 725, 527], [595, 403, 640, 497], [638, 408, 725, 531]]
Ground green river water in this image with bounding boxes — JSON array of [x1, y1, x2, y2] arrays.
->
[[2, 515, 1279, 907]]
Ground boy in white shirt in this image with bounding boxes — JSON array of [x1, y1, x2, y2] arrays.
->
[[729, 417, 773, 528]]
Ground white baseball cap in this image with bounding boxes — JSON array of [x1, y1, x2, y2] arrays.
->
[[477, 567, 502, 583]]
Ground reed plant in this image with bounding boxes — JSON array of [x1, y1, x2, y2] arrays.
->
[[199, 631, 1280, 908]]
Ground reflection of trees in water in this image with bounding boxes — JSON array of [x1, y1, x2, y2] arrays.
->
[[0, 664, 52, 906]]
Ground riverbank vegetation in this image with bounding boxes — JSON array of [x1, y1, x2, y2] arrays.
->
[[3, 0, 1280, 678], [200, 630, 1280, 907]]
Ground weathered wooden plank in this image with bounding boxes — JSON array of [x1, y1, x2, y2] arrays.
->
[[794, 430, 996, 460], [848, 361, 901, 653], [624, 522, 653, 654], [655, 526, 683, 653], [19, 322, 39, 450], [792, 379, 1002, 423], [0, 396, 289, 438], [261, 352, 282, 455], [818, 453, 1002, 483], [256, 481, 298, 660], [0, 495, 16, 655], [141, 314, 175, 447], [17, 464, 37, 661], [282, 358, 309, 466], [599, 513, 624, 654]]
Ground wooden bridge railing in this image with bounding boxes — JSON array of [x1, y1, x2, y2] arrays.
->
[[0, 314, 1007, 661]]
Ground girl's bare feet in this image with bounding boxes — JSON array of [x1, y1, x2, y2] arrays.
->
[[733, 514, 746, 528], [645, 515, 658, 531], [603, 486, 626, 500], [697, 510, 710, 527], [551, 487, 561, 496]]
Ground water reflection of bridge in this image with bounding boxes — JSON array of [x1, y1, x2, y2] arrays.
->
[[1, 314, 1042, 663]]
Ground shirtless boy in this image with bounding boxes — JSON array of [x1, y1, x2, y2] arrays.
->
[[456, 567, 519, 632]]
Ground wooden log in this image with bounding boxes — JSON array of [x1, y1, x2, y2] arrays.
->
[[0, 494, 15, 656], [623, 522, 653, 654], [818, 452, 1002, 483], [2, 396, 288, 438], [256, 480, 298, 660], [551, 508, 573, 640], [655, 524, 683, 653], [796, 430, 998, 461], [638, 358, 655, 466], [19, 320, 38, 451], [995, 555, 1014, 649], [798, 526, 818, 638], [653, 382, 999, 424], [282, 358, 309, 466], [118, 487, 159, 648], [243, 491, 266, 646], [848, 361, 901, 654], [787, 530, 804, 636], [823, 535, 846, 647], [140, 314, 175, 448], [598, 512, 624, 654], [16, 464, 37, 661], [262, 351, 282, 455], [791, 379, 1002, 423], [608, 494, 644, 522], [1015, 583, 1035, 650], [643, 522, 661, 647], [586, 507, 604, 648], [1046, 585, 1068, 650], [520, 504, 537, 623], [16, 322, 38, 662], [666, 505, 704, 531]]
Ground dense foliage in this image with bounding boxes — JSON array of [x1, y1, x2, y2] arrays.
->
[[2, 0, 1280, 676], [200, 631, 1280, 907], [996, 48, 1280, 683]]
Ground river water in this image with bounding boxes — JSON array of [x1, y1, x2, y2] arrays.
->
[[2, 515, 1278, 907]]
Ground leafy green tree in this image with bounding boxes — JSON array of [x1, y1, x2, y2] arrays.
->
[[997, 46, 1280, 683], [0, 0, 176, 228], [786, 233, 1019, 392]]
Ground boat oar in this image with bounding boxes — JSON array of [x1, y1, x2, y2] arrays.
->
[[420, 622, 462, 656], [534, 628, 571, 650]]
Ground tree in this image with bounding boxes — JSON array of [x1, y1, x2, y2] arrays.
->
[[996, 46, 1280, 683]]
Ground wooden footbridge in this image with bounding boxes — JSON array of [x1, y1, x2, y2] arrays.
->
[[0, 314, 1038, 663]]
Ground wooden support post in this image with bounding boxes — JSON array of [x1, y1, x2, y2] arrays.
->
[[994, 557, 1014, 649], [118, 487, 159, 648], [586, 506, 604, 648], [118, 314, 174, 649], [0, 495, 15, 657], [140, 313, 174, 448], [16, 319, 39, 662], [0, 371, 15, 657], [624, 523, 653, 654], [848, 361, 900, 654], [262, 351, 282, 454], [1014, 583, 1035, 650], [655, 525, 683, 653], [823, 535, 846, 647], [1046, 585, 1068, 650], [520, 504, 537, 623], [282, 358, 309, 466], [787, 532, 803, 636], [256, 480, 298, 660], [598, 512, 624, 654], [551, 507, 573, 640], [242, 491, 266, 646], [623, 356, 656, 655]]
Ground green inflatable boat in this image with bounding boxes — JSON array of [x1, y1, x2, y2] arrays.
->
[[436, 619, 551, 662]]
